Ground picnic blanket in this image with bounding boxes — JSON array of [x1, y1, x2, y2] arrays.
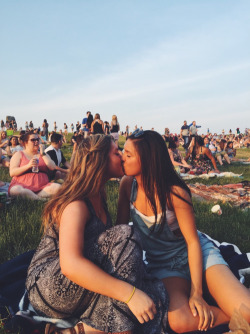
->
[[181, 172, 242, 180], [0, 234, 249, 334], [189, 182, 250, 209]]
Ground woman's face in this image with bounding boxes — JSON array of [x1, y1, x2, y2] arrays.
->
[[25, 134, 40, 151], [122, 139, 142, 176], [204, 137, 209, 145], [11, 137, 18, 146], [108, 141, 124, 178], [1, 132, 6, 139]]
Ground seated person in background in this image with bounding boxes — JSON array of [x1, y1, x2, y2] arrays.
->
[[225, 141, 236, 160], [45, 133, 70, 180], [168, 136, 191, 174], [6, 136, 23, 157], [0, 147, 10, 167], [8, 131, 61, 200], [208, 138, 217, 156], [215, 139, 231, 165], [0, 130, 9, 155], [71, 131, 78, 145], [185, 136, 220, 174], [59, 129, 67, 143]]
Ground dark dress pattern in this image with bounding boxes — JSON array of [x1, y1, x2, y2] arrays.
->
[[26, 199, 168, 333]]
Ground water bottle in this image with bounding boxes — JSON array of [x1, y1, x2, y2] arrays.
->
[[32, 155, 39, 173]]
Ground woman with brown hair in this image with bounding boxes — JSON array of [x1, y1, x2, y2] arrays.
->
[[91, 113, 105, 134], [8, 131, 61, 200], [25, 134, 168, 334], [117, 130, 250, 333], [215, 139, 231, 165]]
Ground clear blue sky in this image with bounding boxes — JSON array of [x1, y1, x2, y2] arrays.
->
[[1, 0, 250, 134]]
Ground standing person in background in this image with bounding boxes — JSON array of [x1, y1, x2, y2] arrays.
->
[[42, 119, 49, 140], [91, 113, 104, 135], [110, 115, 120, 145], [180, 120, 190, 149], [53, 121, 57, 132], [63, 123, 68, 136], [125, 125, 130, 138], [104, 121, 110, 135], [87, 111, 93, 133], [29, 121, 34, 130], [189, 121, 201, 137], [82, 111, 91, 138], [1, 120, 4, 130], [76, 121, 81, 132], [70, 123, 74, 133], [25, 121, 29, 131]]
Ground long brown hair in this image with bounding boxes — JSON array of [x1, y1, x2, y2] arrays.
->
[[128, 130, 192, 233], [43, 134, 112, 232]]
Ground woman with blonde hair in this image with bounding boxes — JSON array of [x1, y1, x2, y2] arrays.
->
[[25, 134, 168, 334], [110, 115, 120, 144]]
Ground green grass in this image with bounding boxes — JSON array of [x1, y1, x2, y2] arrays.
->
[[0, 137, 249, 333]]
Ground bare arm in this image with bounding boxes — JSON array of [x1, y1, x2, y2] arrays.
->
[[60, 200, 156, 323], [116, 176, 133, 225], [9, 152, 35, 177], [204, 147, 219, 171], [171, 187, 213, 330]]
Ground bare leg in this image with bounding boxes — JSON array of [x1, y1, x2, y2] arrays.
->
[[162, 277, 229, 333], [77, 322, 132, 333], [223, 153, 231, 164], [9, 185, 40, 200], [205, 264, 250, 323], [216, 155, 223, 165], [37, 183, 61, 198]]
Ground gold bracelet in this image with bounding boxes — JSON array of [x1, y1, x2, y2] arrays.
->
[[125, 286, 136, 304]]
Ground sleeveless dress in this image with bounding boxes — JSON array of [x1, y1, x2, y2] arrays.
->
[[26, 199, 169, 333], [191, 147, 213, 174], [93, 121, 104, 134], [130, 179, 228, 280], [8, 152, 51, 194]]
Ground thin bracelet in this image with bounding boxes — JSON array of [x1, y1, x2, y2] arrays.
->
[[125, 286, 136, 304]]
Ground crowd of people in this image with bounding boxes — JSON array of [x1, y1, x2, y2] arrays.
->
[[0, 117, 250, 333]]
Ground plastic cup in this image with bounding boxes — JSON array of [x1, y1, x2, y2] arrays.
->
[[211, 204, 222, 215]]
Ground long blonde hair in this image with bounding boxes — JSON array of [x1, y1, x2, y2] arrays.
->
[[43, 134, 112, 232]]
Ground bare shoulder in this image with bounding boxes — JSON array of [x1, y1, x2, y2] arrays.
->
[[62, 200, 91, 222], [171, 185, 192, 207], [119, 176, 133, 198]]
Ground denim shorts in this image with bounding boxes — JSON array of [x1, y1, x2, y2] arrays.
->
[[150, 231, 228, 281]]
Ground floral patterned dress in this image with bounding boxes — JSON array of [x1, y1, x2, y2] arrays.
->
[[26, 199, 169, 333]]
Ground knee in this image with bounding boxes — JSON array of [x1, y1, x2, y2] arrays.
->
[[169, 311, 196, 333], [9, 185, 24, 196], [48, 183, 61, 194]]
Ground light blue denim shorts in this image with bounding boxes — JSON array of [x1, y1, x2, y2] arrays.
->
[[149, 231, 228, 281]]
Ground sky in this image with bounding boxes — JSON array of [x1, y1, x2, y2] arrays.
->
[[1, 0, 250, 135]]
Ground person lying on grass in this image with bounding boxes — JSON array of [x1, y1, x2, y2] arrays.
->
[[25, 134, 168, 334], [117, 129, 250, 333]]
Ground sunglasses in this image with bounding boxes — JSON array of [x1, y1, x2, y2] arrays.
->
[[131, 128, 144, 138], [30, 138, 40, 142]]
